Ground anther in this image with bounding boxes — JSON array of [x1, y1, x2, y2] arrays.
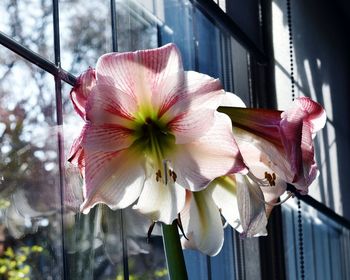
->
[[264, 172, 277, 186], [172, 171, 177, 182], [155, 170, 162, 182]]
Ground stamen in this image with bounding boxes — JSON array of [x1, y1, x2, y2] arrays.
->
[[155, 169, 162, 182], [171, 171, 177, 182], [247, 171, 295, 207], [264, 171, 277, 186], [163, 160, 169, 185], [247, 171, 271, 187], [263, 191, 295, 206], [147, 221, 156, 243], [162, 160, 177, 184], [177, 213, 189, 240]]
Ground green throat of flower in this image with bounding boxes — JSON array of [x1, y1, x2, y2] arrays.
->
[[132, 115, 176, 179]]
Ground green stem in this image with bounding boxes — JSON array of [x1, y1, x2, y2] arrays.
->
[[162, 221, 188, 280]]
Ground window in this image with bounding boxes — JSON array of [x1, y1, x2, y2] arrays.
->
[[2, 0, 349, 279], [1, 0, 261, 278]]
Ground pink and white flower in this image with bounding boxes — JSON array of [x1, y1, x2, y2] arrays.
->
[[180, 95, 326, 254], [68, 44, 247, 224], [219, 96, 326, 194]]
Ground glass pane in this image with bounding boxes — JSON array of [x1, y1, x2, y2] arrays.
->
[[115, 0, 158, 52], [60, 0, 112, 75], [0, 0, 54, 60], [282, 199, 350, 280], [0, 48, 63, 278]]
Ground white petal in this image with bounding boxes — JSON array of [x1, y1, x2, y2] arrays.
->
[[220, 92, 246, 108], [133, 176, 186, 224], [210, 176, 242, 232], [236, 174, 268, 237], [80, 148, 146, 214], [181, 190, 224, 256]]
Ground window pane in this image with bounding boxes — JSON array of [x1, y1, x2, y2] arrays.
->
[[282, 199, 350, 280], [115, 0, 158, 52], [60, 0, 112, 75], [0, 0, 54, 60], [0, 48, 63, 279]]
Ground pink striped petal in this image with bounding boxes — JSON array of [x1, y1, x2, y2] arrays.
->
[[163, 71, 225, 143], [218, 106, 283, 146], [133, 176, 186, 224], [181, 190, 224, 256], [171, 113, 247, 191], [80, 149, 145, 214], [282, 96, 326, 134], [159, 71, 223, 119], [96, 44, 183, 103], [67, 131, 86, 175], [70, 67, 96, 119], [82, 123, 133, 152], [233, 127, 295, 184], [86, 84, 137, 127], [280, 97, 326, 191], [221, 97, 326, 192]]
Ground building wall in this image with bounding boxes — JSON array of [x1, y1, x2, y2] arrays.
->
[[272, 0, 350, 219]]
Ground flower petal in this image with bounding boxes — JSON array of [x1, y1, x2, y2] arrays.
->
[[80, 148, 146, 214], [86, 84, 137, 127], [163, 71, 225, 143], [220, 92, 246, 108], [210, 176, 241, 232], [171, 112, 247, 191], [218, 106, 283, 146], [233, 127, 295, 184], [82, 123, 133, 152], [282, 97, 326, 135], [70, 67, 96, 119], [67, 131, 86, 175], [181, 190, 224, 256], [133, 176, 186, 224], [96, 43, 183, 103], [236, 174, 268, 237]]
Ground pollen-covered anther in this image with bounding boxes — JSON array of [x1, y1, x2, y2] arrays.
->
[[264, 171, 276, 186], [172, 171, 177, 182], [287, 190, 295, 198], [155, 170, 162, 182]]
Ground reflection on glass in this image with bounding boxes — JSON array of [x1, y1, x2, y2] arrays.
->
[[0, 49, 62, 278], [282, 200, 350, 280], [60, 0, 112, 75], [115, 0, 158, 52], [0, 0, 54, 60]]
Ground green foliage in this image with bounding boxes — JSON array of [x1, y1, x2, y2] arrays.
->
[[0, 245, 43, 280]]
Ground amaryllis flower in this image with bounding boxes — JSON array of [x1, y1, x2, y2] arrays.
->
[[180, 95, 326, 254], [68, 44, 247, 224], [219, 96, 326, 194]]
